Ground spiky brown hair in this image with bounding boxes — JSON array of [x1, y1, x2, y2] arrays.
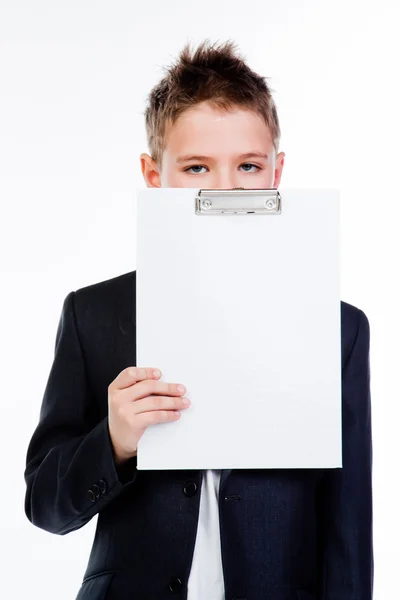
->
[[144, 39, 281, 166]]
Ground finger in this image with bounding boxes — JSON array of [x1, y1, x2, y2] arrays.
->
[[122, 379, 186, 402], [110, 366, 161, 392], [133, 395, 190, 414], [136, 409, 181, 427]]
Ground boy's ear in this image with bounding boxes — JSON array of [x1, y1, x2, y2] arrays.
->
[[140, 153, 161, 188], [273, 151, 285, 188]]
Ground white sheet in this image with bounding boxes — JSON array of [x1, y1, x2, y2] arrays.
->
[[135, 188, 342, 470]]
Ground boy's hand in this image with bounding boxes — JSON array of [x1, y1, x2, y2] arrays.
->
[[108, 367, 190, 465]]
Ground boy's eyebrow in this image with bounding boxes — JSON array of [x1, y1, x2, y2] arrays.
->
[[176, 152, 269, 163]]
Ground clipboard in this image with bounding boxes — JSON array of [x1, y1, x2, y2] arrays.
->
[[135, 188, 342, 470]]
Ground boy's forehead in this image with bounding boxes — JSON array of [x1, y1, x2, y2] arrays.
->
[[170, 101, 268, 129], [164, 102, 274, 158]]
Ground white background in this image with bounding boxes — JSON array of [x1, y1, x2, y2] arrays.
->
[[0, 1, 398, 598]]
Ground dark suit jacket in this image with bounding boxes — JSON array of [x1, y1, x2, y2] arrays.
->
[[24, 271, 373, 600]]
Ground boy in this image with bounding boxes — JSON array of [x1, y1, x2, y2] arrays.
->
[[24, 40, 373, 600]]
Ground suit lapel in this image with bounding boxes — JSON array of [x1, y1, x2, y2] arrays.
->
[[220, 469, 233, 491]]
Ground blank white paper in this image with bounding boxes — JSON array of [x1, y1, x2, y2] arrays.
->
[[135, 188, 342, 470]]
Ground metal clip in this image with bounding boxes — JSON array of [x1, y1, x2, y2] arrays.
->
[[195, 189, 281, 215]]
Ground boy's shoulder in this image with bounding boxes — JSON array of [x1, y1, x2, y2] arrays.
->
[[74, 270, 136, 300], [341, 299, 369, 336], [72, 271, 136, 326], [340, 300, 370, 371]]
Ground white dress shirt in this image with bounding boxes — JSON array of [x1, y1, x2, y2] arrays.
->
[[187, 469, 225, 599]]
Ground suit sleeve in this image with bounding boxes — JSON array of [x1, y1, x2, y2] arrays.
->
[[318, 308, 373, 598], [24, 291, 138, 535]]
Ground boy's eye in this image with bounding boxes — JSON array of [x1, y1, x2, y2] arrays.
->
[[239, 163, 260, 173], [184, 165, 207, 174], [183, 163, 261, 175]]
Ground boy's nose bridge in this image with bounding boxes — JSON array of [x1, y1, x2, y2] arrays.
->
[[214, 172, 240, 189]]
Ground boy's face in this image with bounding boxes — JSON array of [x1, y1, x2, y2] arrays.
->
[[140, 101, 285, 189]]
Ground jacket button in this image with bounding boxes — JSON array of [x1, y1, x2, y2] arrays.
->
[[99, 479, 107, 494], [168, 577, 183, 593], [88, 489, 96, 502], [92, 484, 100, 498], [183, 481, 197, 497]]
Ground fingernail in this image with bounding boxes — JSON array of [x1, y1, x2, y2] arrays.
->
[[177, 384, 185, 393]]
